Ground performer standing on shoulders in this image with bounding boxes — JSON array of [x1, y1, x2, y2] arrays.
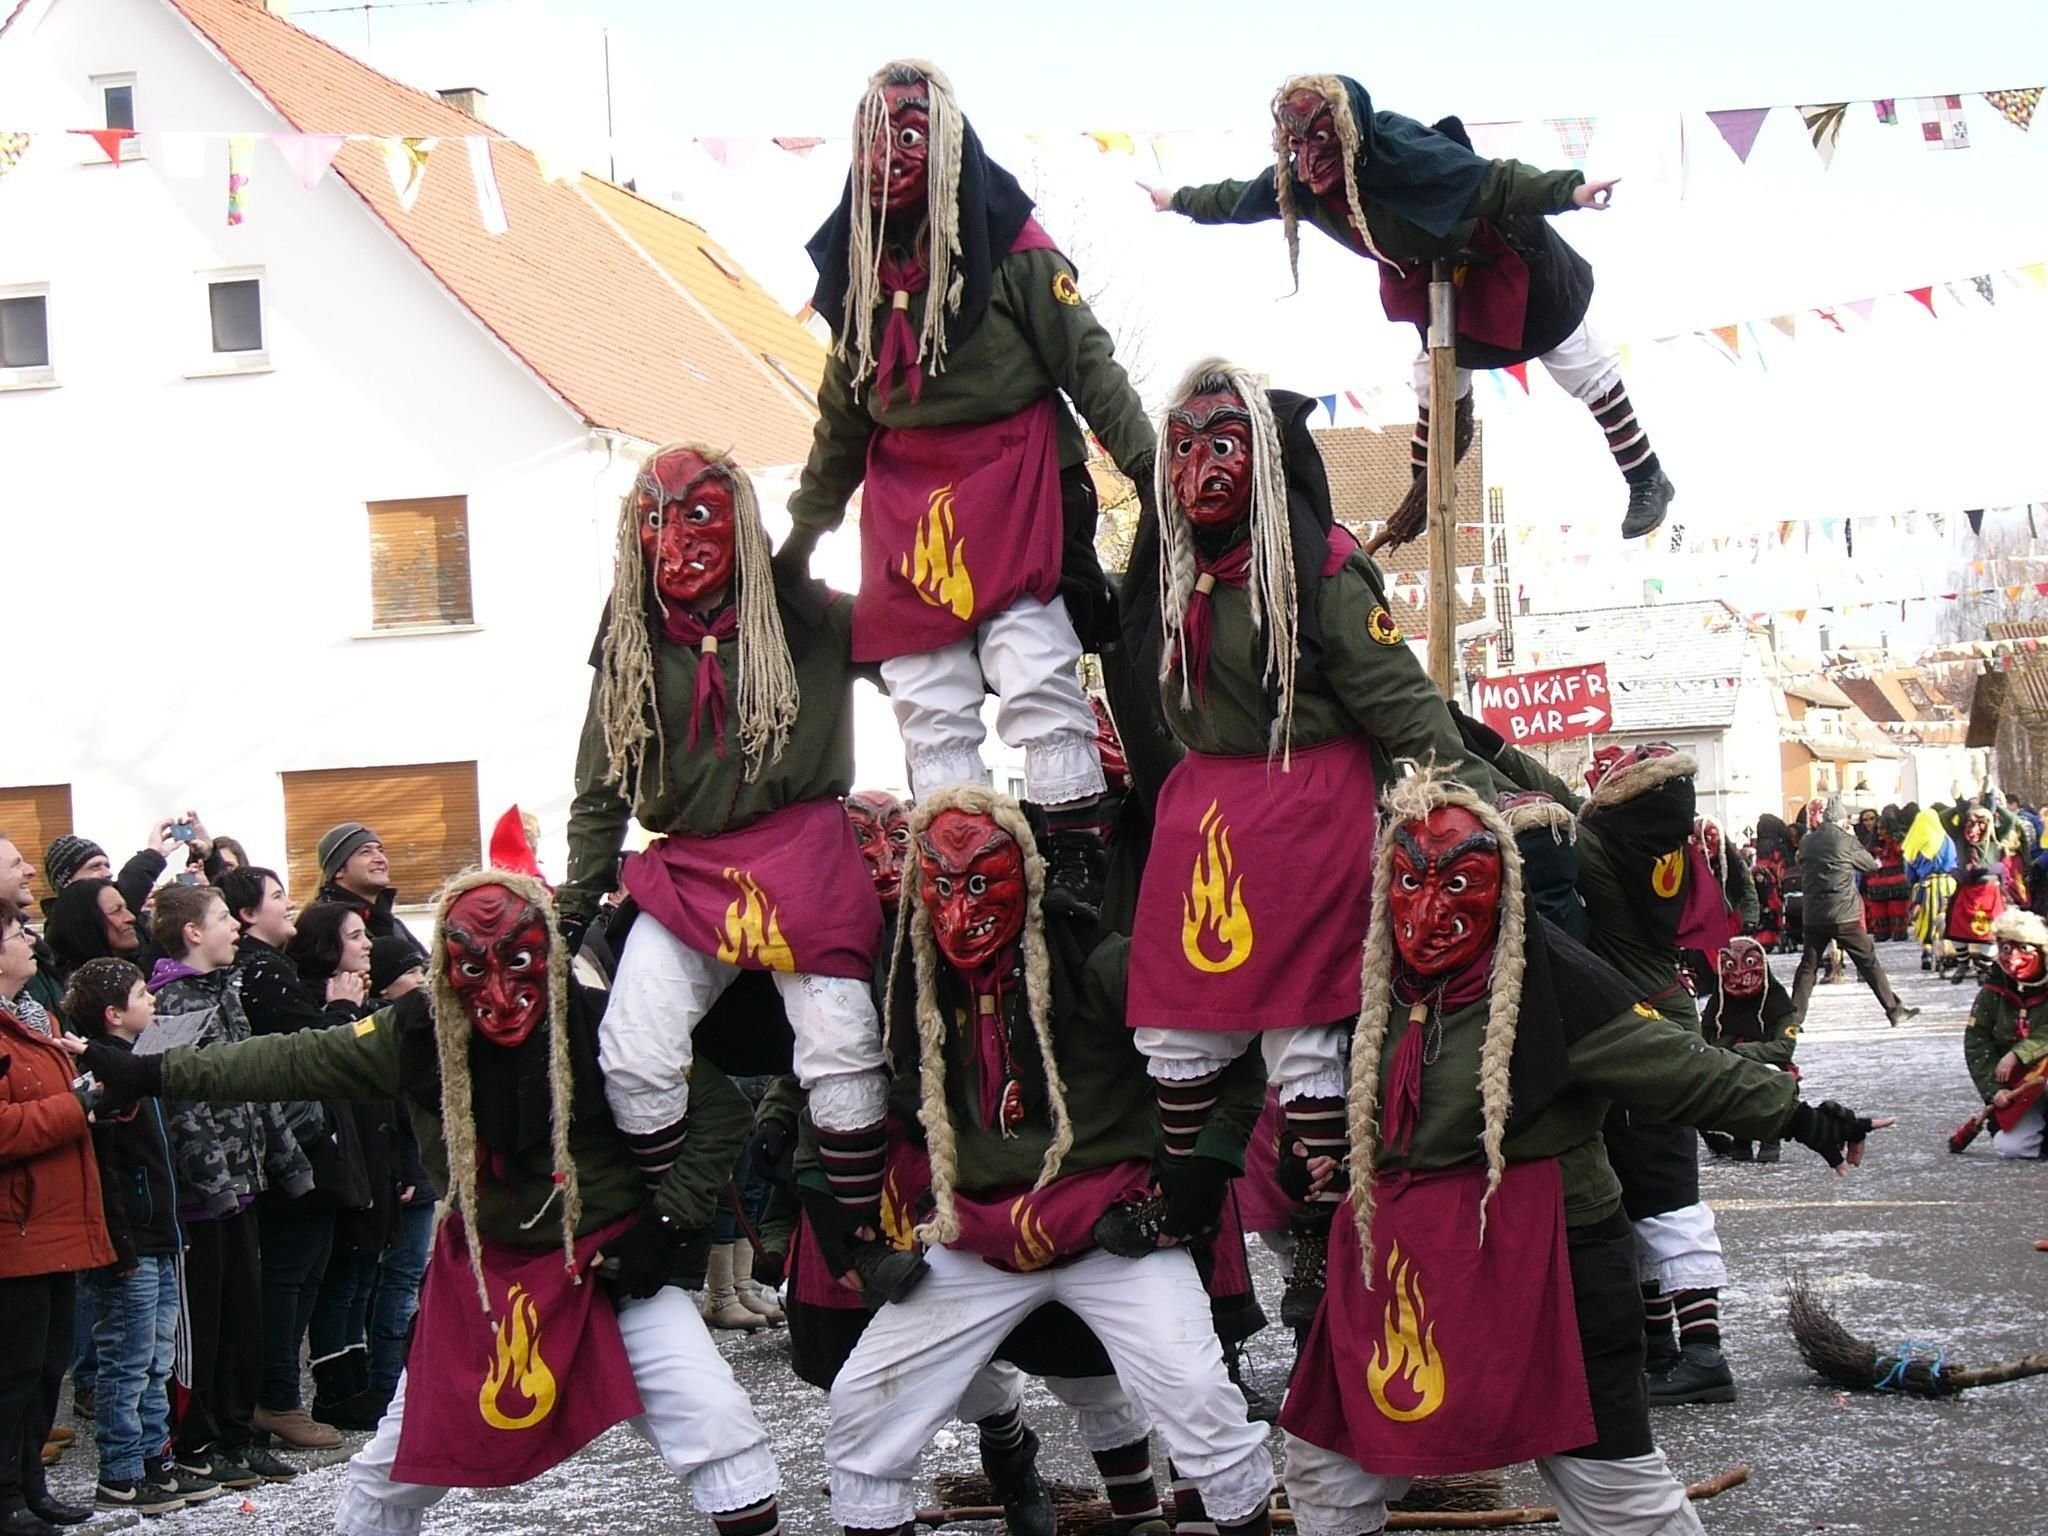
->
[[1145, 79, 1673, 541], [1110, 358, 1500, 1330], [782, 60, 1157, 919], [563, 442, 918, 1304]]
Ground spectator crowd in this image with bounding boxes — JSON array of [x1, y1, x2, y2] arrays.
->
[[0, 816, 434, 1533]]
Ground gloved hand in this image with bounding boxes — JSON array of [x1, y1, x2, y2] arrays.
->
[[1157, 1155, 1234, 1240], [593, 1211, 692, 1299], [557, 911, 589, 956], [745, 1118, 793, 1177], [798, 1184, 860, 1280], [77, 1041, 163, 1108], [1275, 1135, 1349, 1204], [772, 524, 821, 586], [1788, 1099, 1881, 1170]]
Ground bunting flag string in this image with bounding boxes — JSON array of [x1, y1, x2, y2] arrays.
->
[[225, 133, 252, 225], [274, 132, 344, 191], [1984, 88, 2041, 133]]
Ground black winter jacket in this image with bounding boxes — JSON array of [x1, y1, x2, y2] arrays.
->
[[88, 1037, 180, 1266], [1797, 821, 1878, 930]]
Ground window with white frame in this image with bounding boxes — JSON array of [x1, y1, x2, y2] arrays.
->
[[89, 73, 142, 162], [0, 287, 53, 386], [191, 269, 268, 373]]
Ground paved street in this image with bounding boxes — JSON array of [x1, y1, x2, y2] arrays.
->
[[45, 940, 2047, 1535]]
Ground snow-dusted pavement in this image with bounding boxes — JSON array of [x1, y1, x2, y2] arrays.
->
[[45, 941, 2046, 1535]]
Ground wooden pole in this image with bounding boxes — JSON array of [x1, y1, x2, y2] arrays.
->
[[1425, 258, 1459, 698]]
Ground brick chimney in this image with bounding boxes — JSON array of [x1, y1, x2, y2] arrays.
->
[[438, 87, 489, 121]]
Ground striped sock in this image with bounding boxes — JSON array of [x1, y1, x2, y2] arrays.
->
[[1215, 1512, 1270, 1536], [711, 1495, 781, 1536], [1283, 1095, 1347, 1205], [976, 1404, 1028, 1457], [1588, 382, 1657, 480], [814, 1121, 887, 1228], [622, 1120, 687, 1192], [1156, 1072, 1222, 1162], [1168, 1463, 1217, 1536], [1092, 1438, 1163, 1534], [1642, 1282, 1676, 1347], [1673, 1287, 1722, 1348]]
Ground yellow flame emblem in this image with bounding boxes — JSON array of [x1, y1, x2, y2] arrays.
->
[[1652, 849, 1685, 899], [899, 485, 975, 621], [478, 1284, 558, 1431], [1010, 1196, 1056, 1272], [716, 868, 795, 971], [1970, 907, 1994, 938], [1182, 800, 1254, 974], [879, 1165, 918, 1252], [1366, 1241, 1445, 1422]]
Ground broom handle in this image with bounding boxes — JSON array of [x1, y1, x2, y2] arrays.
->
[[915, 1467, 1751, 1533], [1950, 1351, 2048, 1389]]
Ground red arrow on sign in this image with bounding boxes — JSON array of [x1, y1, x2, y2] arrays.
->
[[1472, 662, 1612, 746]]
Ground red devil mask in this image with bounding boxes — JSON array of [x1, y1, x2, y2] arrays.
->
[[1165, 389, 1255, 530], [1718, 938, 1767, 1000], [847, 790, 911, 908], [636, 448, 736, 610], [1389, 805, 1505, 978], [916, 808, 1027, 971], [1998, 938, 2044, 985], [1965, 810, 1993, 846], [444, 884, 550, 1048], [865, 79, 931, 215], [1587, 742, 1677, 796], [1277, 88, 1345, 196], [1697, 819, 1723, 862], [1806, 799, 1828, 832]]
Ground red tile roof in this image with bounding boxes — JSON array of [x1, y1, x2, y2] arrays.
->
[[158, 0, 818, 465]]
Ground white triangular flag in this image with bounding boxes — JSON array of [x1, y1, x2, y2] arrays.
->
[[468, 136, 507, 234], [274, 133, 345, 191], [380, 135, 436, 212]]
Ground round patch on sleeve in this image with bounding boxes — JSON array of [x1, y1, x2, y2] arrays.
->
[[1052, 271, 1082, 306], [1366, 605, 1403, 646]]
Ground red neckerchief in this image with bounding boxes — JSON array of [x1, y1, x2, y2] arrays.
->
[[660, 605, 740, 758], [1382, 954, 1496, 1156], [1176, 540, 1256, 702], [875, 248, 929, 409], [1985, 973, 2048, 1035], [960, 946, 1022, 1135]]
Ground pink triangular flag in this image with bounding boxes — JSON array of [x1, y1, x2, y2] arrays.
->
[[772, 136, 825, 157], [1907, 285, 1936, 316], [1707, 107, 1770, 163], [273, 133, 345, 191], [1504, 361, 1530, 393], [1847, 298, 1877, 323], [70, 127, 134, 165]]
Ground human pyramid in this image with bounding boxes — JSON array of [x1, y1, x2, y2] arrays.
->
[[76, 60, 1887, 1536]]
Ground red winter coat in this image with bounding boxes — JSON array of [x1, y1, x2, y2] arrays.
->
[[0, 1002, 116, 1278]]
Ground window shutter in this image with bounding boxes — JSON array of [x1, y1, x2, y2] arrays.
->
[[281, 762, 480, 907], [368, 497, 474, 629], [0, 785, 75, 908]]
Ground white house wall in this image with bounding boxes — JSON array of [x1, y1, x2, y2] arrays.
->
[[1, 0, 623, 892]]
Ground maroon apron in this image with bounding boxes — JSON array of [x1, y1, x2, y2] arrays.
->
[[622, 799, 883, 978], [948, 1161, 1153, 1272], [390, 1216, 643, 1488], [1280, 1159, 1593, 1478], [1129, 737, 1378, 1032], [852, 395, 1065, 663], [1946, 873, 2006, 944]]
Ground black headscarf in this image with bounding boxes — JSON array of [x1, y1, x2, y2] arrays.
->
[[1230, 75, 1493, 241], [806, 110, 1037, 353], [1119, 388, 1342, 730], [45, 877, 133, 983]]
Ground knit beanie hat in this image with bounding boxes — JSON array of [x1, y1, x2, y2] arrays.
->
[[317, 823, 377, 881], [369, 935, 425, 997], [44, 835, 107, 893]]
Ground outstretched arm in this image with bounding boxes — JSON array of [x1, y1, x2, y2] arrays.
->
[[1146, 174, 1282, 226], [785, 352, 875, 546]]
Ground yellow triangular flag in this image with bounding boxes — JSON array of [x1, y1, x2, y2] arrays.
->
[[380, 135, 436, 212], [2021, 262, 2048, 292], [1088, 131, 1135, 155]]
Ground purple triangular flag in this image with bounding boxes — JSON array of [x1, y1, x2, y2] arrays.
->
[[1707, 107, 1770, 163]]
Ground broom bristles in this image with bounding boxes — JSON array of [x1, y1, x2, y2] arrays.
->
[[1785, 1276, 1965, 1398]]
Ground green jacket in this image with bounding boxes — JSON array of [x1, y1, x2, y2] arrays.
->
[[1171, 159, 1583, 267], [1963, 984, 2048, 1103], [889, 934, 1265, 1195], [1163, 545, 1496, 801], [157, 997, 749, 1244], [1372, 991, 1799, 1228], [1493, 745, 1695, 1032], [787, 246, 1155, 537], [1724, 853, 1761, 931], [561, 590, 861, 924]]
